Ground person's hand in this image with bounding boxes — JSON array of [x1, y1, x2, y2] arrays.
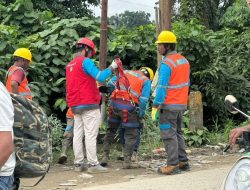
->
[[109, 60, 118, 70], [229, 126, 250, 145], [64, 125, 73, 138], [151, 107, 159, 121]]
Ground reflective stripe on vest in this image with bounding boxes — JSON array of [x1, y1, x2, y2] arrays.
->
[[163, 53, 189, 108], [110, 70, 148, 104], [167, 82, 189, 89], [5, 65, 32, 99]]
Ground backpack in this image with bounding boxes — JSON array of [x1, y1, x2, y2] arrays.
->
[[11, 94, 52, 186]]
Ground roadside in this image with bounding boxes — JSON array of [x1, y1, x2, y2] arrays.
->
[[20, 146, 241, 190]]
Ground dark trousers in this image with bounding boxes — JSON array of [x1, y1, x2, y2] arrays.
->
[[103, 106, 140, 157], [118, 126, 142, 152], [159, 109, 188, 166]]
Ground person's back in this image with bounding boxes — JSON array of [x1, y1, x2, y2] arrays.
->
[[0, 81, 16, 189]]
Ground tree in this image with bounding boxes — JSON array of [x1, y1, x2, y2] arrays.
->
[[220, 0, 250, 29], [2, 0, 100, 18], [179, 0, 235, 30], [109, 11, 152, 28]]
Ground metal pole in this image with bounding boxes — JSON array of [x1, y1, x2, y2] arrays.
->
[[233, 106, 250, 119]]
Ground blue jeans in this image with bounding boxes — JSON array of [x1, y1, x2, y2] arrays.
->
[[0, 175, 14, 190]]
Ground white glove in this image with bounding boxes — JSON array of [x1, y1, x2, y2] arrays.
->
[[110, 60, 118, 70]]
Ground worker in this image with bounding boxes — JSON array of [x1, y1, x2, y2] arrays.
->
[[6, 48, 32, 99], [66, 37, 118, 173], [100, 67, 154, 169], [58, 108, 87, 164], [152, 31, 190, 175]]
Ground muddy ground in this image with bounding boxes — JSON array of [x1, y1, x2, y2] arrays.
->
[[20, 146, 241, 190]]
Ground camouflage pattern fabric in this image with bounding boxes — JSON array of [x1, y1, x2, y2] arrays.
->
[[10, 94, 52, 178]]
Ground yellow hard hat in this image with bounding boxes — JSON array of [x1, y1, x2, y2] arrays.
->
[[155, 31, 177, 44], [13, 48, 32, 63], [140, 67, 154, 81]]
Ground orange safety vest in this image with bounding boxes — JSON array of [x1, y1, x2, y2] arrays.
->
[[66, 108, 74, 118], [6, 65, 32, 99], [110, 70, 149, 105], [163, 52, 189, 109]]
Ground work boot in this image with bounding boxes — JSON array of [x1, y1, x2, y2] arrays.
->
[[100, 154, 109, 167], [179, 161, 190, 171], [88, 164, 109, 174], [158, 165, 180, 175]]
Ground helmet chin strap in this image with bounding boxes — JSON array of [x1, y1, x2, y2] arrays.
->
[[84, 47, 92, 57], [163, 47, 170, 56]]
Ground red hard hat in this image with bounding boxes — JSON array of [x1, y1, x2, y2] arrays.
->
[[77, 37, 96, 55]]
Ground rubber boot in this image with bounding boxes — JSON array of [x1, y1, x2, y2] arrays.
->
[[100, 152, 110, 167], [58, 137, 71, 164]]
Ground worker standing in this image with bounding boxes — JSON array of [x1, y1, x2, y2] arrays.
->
[[152, 31, 190, 175], [66, 37, 117, 173]]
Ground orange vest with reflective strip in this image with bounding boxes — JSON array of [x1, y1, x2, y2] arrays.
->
[[6, 65, 32, 99], [110, 70, 148, 104], [163, 53, 189, 108], [66, 108, 74, 118]]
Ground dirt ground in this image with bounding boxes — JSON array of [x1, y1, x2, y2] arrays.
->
[[20, 146, 241, 190]]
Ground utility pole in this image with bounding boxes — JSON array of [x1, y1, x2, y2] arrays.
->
[[152, 0, 173, 92], [159, 0, 172, 30], [154, 1, 161, 66], [99, 0, 108, 122], [99, 0, 108, 70]]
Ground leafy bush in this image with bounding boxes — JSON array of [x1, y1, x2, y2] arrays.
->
[[182, 127, 210, 146], [220, 0, 250, 30], [140, 111, 162, 152], [195, 28, 250, 124], [48, 114, 64, 152]]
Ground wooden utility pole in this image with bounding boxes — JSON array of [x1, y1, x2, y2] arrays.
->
[[154, 1, 161, 66], [159, 0, 172, 31], [99, 0, 108, 122], [99, 0, 108, 70], [152, 0, 173, 92]]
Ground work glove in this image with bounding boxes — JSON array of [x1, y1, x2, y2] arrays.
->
[[109, 60, 118, 70], [151, 107, 159, 121]]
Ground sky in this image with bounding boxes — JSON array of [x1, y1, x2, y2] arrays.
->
[[90, 0, 156, 20]]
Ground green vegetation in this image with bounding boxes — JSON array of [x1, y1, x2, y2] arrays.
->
[[0, 0, 249, 150]]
